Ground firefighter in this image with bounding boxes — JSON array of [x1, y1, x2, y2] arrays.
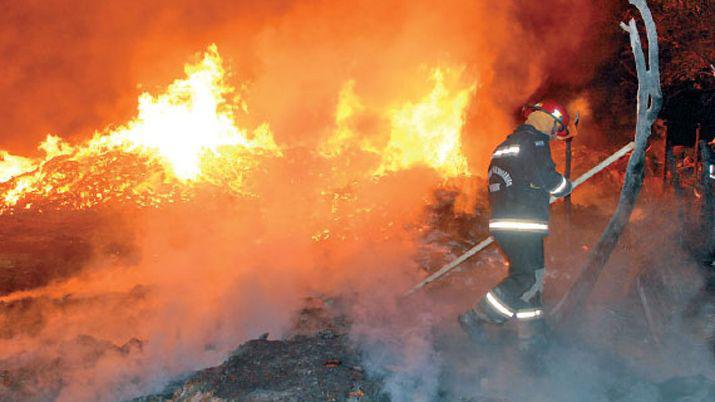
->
[[459, 99, 573, 351]]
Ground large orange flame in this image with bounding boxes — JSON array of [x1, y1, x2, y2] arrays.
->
[[0, 45, 281, 213], [89, 44, 280, 181], [378, 68, 474, 177], [320, 68, 475, 178], [0, 47, 476, 214]]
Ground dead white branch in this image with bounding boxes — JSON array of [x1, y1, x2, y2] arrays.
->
[[553, 0, 662, 324]]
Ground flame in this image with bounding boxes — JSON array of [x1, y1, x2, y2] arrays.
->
[[87, 44, 280, 181], [377, 68, 475, 177], [0, 45, 280, 213], [0, 151, 36, 183], [320, 68, 475, 178], [319, 80, 365, 158], [0, 50, 475, 215]]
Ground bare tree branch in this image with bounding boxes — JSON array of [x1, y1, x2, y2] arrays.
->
[[553, 0, 662, 324]]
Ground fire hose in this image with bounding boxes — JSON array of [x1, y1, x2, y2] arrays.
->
[[404, 141, 636, 296]]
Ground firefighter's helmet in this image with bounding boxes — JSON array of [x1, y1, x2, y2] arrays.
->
[[523, 99, 571, 140]]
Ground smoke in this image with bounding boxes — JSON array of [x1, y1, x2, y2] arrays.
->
[[348, 269, 444, 401], [0, 0, 629, 401], [0, 197, 309, 401], [347, 187, 715, 401]]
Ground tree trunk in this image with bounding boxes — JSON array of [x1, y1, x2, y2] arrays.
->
[[700, 141, 714, 260], [553, 0, 662, 324]]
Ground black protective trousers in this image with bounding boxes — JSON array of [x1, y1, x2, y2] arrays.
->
[[479, 231, 545, 322]]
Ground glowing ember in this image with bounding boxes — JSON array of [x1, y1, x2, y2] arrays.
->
[[0, 45, 280, 213]]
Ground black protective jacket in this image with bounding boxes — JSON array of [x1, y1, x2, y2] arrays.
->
[[487, 124, 572, 234]]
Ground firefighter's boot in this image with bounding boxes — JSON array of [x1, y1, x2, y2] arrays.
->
[[458, 299, 507, 345]]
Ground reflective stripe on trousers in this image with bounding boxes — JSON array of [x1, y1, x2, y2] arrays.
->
[[485, 290, 543, 321], [549, 176, 568, 194], [479, 232, 546, 322]]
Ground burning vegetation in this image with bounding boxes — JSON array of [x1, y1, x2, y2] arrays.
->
[[0, 46, 279, 212], [0, 45, 477, 215], [0, 0, 714, 401]]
